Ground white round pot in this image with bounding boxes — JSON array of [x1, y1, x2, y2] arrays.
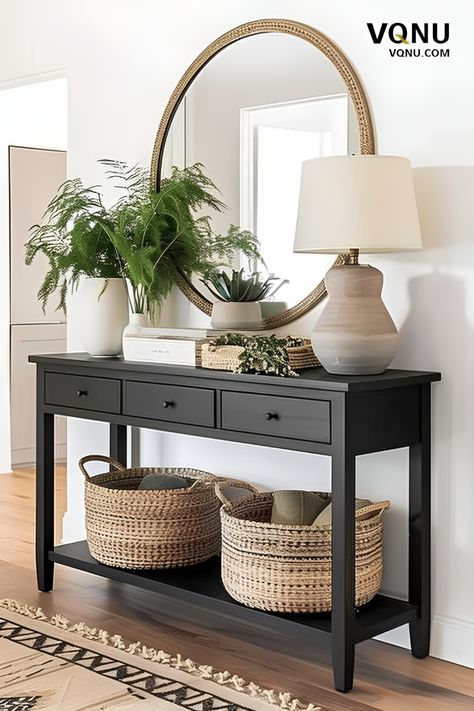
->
[[211, 301, 262, 330], [80, 278, 129, 357], [258, 301, 288, 320]]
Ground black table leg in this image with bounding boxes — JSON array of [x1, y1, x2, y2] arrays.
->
[[36, 371, 55, 592], [409, 383, 431, 658], [110, 424, 127, 466], [331, 445, 356, 692]]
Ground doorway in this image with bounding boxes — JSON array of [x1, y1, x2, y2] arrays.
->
[[0, 76, 68, 472]]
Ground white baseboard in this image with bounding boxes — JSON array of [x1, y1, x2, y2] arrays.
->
[[430, 614, 474, 669], [376, 615, 474, 669], [61, 511, 86, 544], [376, 624, 410, 649], [11, 444, 67, 468]]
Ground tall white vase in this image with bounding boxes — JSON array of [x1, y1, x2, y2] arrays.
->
[[80, 278, 129, 357]]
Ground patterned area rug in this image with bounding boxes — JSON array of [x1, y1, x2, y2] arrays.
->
[[0, 600, 320, 711]]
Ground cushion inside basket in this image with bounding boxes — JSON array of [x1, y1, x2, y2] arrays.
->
[[138, 472, 192, 490], [228, 491, 386, 527], [98, 476, 144, 491], [90, 469, 197, 491]]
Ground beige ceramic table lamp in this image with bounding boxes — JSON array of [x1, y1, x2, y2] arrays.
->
[[294, 155, 422, 375]]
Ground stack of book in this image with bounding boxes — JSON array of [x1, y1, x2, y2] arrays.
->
[[122, 327, 226, 366]]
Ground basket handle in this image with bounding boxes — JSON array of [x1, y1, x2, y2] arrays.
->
[[215, 479, 259, 506], [188, 471, 218, 490], [356, 500, 391, 520], [78, 454, 126, 481]]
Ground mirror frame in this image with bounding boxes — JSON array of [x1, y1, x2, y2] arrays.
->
[[150, 19, 376, 329]]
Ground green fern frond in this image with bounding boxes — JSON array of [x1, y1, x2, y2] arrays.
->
[[25, 159, 264, 317]]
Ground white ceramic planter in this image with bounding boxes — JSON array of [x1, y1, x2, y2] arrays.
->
[[80, 278, 129, 357], [258, 301, 288, 320], [211, 301, 262, 330]]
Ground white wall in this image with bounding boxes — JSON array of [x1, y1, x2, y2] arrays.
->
[[1, 0, 473, 668], [0, 77, 67, 473]]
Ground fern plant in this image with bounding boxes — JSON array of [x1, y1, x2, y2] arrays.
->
[[25, 179, 120, 312], [26, 160, 263, 316]]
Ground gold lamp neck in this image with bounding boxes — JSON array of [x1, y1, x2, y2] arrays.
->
[[347, 248, 359, 265]]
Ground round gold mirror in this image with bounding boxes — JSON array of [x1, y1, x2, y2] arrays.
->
[[151, 19, 375, 329]]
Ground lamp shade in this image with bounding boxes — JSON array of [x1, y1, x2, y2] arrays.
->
[[293, 155, 422, 253]]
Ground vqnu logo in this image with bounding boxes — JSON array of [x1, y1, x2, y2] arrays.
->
[[367, 22, 450, 58]]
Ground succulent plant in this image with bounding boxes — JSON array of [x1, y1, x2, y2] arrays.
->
[[203, 268, 286, 303]]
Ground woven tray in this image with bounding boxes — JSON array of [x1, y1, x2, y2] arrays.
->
[[200, 340, 320, 372]]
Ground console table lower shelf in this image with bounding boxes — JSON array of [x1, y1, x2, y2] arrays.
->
[[31, 354, 440, 693], [51, 541, 418, 644]]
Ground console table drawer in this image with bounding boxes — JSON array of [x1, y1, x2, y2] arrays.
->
[[221, 391, 331, 443], [124, 381, 215, 427], [45, 373, 121, 413]]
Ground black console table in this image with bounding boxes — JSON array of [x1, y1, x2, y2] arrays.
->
[[30, 353, 440, 692]]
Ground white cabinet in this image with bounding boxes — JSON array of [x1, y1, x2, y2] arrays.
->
[[9, 146, 67, 325], [10, 324, 67, 466], [9, 146, 68, 467]]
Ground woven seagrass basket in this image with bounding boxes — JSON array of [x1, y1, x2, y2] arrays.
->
[[79, 455, 221, 570], [216, 480, 390, 613], [200, 341, 320, 372]]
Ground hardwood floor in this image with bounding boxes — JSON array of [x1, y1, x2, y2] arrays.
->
[[0, 466, 472, 710]]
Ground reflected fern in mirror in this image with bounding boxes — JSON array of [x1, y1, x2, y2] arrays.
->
[[95, 160, 231, 316]]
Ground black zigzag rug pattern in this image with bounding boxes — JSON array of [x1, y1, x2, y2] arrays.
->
[[0, 617, 250, 711], [0, 698, 41, 711]]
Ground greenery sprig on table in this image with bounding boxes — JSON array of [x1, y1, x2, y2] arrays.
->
[[209, 333, 308, 377]]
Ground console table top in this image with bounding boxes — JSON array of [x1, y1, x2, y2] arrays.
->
[[30, 352, 441, 393]]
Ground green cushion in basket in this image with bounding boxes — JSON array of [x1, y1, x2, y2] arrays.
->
[[270, 490, 328, 525], [138, 473, 192, 490], [311, 498, 372, 527]]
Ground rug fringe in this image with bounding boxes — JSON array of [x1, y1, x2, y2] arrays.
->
[[0, 598, 321, 711]]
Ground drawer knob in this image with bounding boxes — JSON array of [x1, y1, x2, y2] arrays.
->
[[76, 389, 88, 397], [162, 401, 174, 409], [265, 411, 279, 421]]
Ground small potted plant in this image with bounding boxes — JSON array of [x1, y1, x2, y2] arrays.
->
[[204, 268, 283, 329]]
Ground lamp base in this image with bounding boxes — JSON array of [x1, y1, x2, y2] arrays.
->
[[312, 264, 398, 376]]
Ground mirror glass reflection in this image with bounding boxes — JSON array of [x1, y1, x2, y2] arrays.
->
[[161, 33, 360, 314]]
